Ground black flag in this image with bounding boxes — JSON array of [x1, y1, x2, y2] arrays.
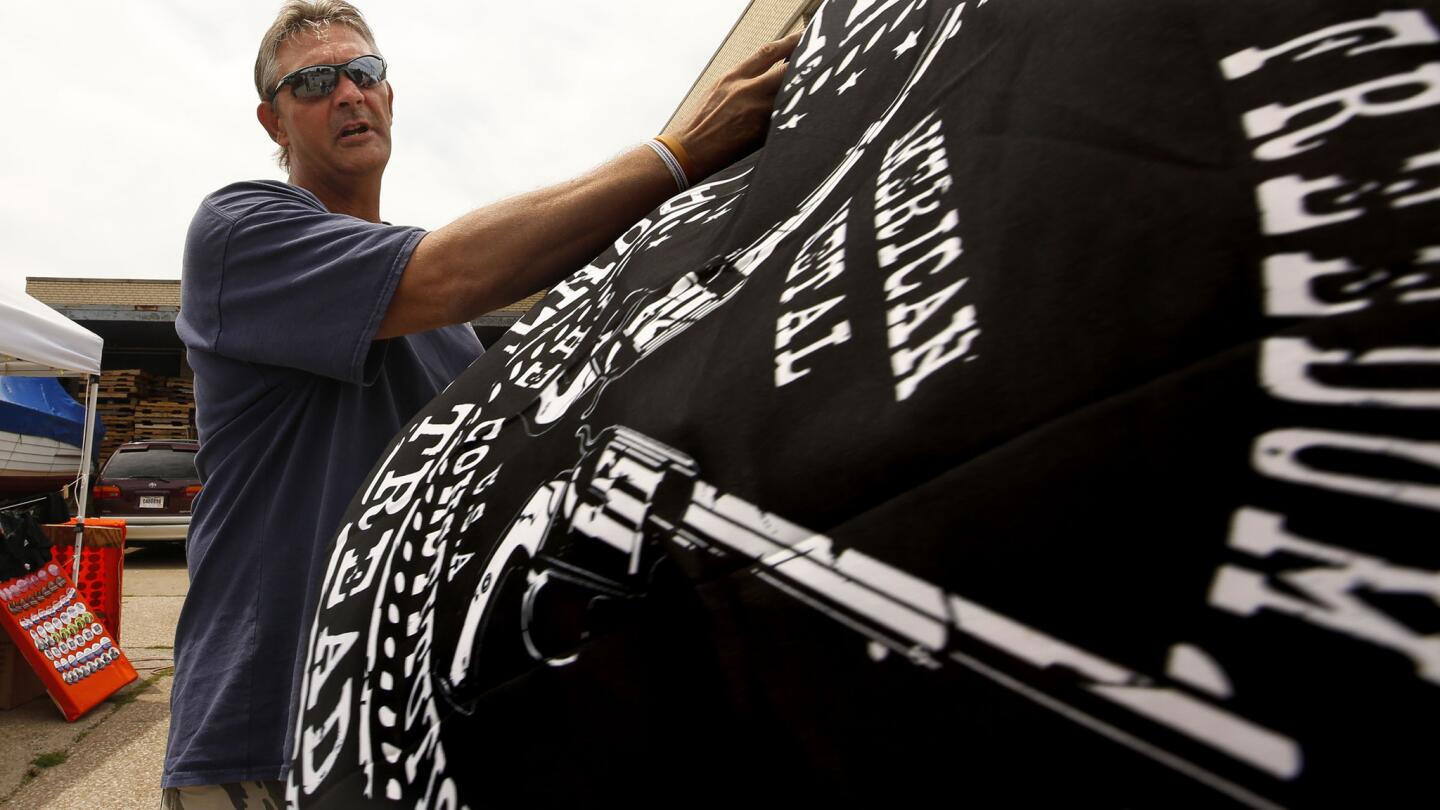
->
[[291, 1, 1440, 806]]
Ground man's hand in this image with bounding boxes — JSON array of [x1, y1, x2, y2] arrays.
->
[[665, 31, 804, 181], [376, 30, 806, 340]]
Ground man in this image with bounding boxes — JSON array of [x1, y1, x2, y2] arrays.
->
[[163, 1, 800, 805]]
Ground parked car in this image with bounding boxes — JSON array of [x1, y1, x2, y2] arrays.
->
[[90, 440, 200, 543]]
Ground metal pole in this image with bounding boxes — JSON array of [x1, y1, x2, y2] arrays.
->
[[72, 375, 99, 583]]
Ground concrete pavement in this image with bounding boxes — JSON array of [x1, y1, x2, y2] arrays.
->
[[1, 543, 187, 808]]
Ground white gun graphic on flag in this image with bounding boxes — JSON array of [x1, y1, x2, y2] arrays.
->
[[440, 425, 1300, 810]]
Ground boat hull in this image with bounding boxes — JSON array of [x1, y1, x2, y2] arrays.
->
[[0, 429, 81, 495]]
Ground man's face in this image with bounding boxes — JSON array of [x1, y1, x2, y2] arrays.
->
[[264, 24, 394, 187]]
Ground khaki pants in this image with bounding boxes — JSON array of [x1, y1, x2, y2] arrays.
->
[[159, 780, 286, 809]]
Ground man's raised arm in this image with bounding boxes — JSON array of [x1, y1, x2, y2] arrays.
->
[[375, 32, 802, 340]]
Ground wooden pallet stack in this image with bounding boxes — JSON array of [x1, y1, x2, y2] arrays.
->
[[156, 375, 195, 406], [95, 371, 197, 465], [96, 370, 149, 463], [133, 400, 192, 441]]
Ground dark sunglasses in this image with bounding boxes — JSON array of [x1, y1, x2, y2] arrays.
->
[[270, 54, 387, 101]]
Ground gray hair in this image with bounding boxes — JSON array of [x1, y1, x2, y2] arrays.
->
[[254, 0, 382, 170]]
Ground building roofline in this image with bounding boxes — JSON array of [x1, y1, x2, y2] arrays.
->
[[661, 1, 757, 133], [663, 0, 821, 133], [25, 276, 179, 284]]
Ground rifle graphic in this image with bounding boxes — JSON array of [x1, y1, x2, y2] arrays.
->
[[438, 426, 1299, 808]]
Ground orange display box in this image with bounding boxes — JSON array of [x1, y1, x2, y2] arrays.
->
[[45, 519, 127, 644], [0, 519, 138, 720]]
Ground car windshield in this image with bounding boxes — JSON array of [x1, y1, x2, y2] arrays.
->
[[104, 448, 198, 479]]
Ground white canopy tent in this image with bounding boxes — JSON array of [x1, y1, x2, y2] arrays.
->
[[0, 285, 105, 580], [0, 286, 104, 378]]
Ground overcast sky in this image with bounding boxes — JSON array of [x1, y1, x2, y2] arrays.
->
[[0, 1, 750, 293]]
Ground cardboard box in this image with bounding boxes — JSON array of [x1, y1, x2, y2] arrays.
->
[[0, 634, 45, 710]]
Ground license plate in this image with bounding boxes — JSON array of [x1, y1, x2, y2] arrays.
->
[[139, 495, 165, 509]]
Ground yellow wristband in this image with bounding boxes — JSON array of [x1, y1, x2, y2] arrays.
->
[[654, 134, 693, 182]]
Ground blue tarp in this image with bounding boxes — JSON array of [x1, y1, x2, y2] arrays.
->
[[0, 377, 103, 455]]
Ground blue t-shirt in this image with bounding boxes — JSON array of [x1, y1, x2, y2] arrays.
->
[[165, 180, 482, 787]]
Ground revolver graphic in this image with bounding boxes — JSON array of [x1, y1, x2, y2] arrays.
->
[[434, 425, 1302, 792], [438, 425, 949, 710]]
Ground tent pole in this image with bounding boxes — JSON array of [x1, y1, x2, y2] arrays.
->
[[72, 374, 100, 583]]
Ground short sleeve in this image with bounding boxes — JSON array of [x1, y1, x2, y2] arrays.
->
[[177, 181, 426, 383]]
